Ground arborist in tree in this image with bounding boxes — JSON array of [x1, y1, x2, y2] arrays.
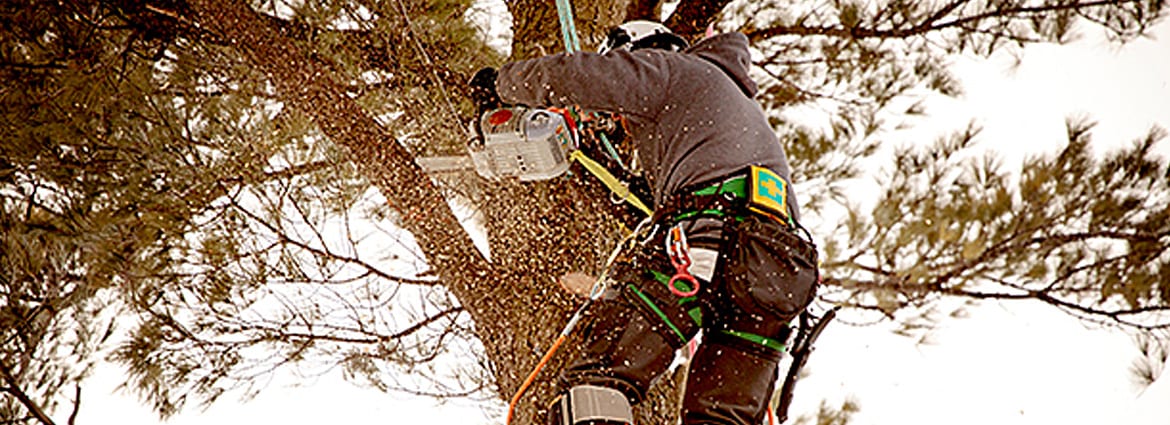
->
[[471, 20, 821, 425]]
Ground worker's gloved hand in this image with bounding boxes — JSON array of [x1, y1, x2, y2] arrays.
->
[[469, 67, 501, 112], [468, 67, 502, 143]]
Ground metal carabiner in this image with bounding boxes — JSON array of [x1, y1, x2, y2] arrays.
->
[[665, 224, 700, 297]]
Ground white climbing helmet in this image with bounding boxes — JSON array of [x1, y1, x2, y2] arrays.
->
[[597, 20, 689, 55]]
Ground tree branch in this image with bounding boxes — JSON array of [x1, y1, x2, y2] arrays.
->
[[747, 0, 1134, 41], [0, 61, 68, 70], [949, 285, 1170, 330], [67, 383, 80, 425], [665, 0, 733, 40], [387, 306, 464, 340], [825, 275, 1170, 330], [0, 361, 58, 425], [0, 416, 38, 425], [929, 228, 1161, 292], [260, 160, 334, 182], [219, 306, 464, 345], [185, 0, 489, 278], [224, 195, 438, 286]]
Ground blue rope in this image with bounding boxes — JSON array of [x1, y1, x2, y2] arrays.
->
[[553, 0, 650, 216], [554, 0, 581, 53], [598, 132, 625, 169]]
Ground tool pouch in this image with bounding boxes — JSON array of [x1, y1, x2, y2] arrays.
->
[[720, 214, 818, 322]]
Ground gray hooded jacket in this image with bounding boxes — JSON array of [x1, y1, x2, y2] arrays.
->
[[497, 32, 800, 222]]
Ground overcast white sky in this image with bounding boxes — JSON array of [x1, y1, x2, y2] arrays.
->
[[68, 11, 1170, 425]]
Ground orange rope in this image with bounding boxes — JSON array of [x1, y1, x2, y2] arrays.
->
[[506, 334, 569, 424]]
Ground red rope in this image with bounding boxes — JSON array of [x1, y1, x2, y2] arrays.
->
[[506, 334, 568, 424]]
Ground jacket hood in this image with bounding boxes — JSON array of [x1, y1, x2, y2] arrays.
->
[[685, 32, 758, 98]]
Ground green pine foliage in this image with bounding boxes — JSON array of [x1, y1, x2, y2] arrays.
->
[[1, 2, 189, 421], [0, 0, 351, 421], [821, 119, 1169, 329]]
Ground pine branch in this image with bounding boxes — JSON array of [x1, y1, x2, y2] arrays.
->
[[184, 0, 487, 273], [0, 361, 58, 425], [941, 285, 1170, 330], [747, 0, 1137, 41], [67, 384, 80, 425], [826, 272, 1170, 329], [260, 160, 334, 182], [929, 228, 1165, 291], [224, 196, 437, 286], [0, 417, 37, 425], [201, 306, 464, 345]]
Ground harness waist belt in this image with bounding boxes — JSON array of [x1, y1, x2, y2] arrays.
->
[[658, 166, 794, 226]]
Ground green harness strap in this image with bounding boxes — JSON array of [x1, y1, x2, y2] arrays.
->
[[721, 329, 787, 352], [644, 269, 786, 353], [626, 284, 687, 343]]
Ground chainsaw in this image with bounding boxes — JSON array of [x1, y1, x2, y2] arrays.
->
[[466, 105, 576, 181]]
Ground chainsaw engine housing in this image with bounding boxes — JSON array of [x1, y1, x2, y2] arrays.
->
[[469, 106, 574, 181]]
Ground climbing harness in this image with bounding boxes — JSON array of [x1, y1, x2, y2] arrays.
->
[[506, 218, 652, 424], [664, 224, 700, 297]]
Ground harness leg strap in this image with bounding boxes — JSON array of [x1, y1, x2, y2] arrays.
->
[[547, 385, 634, 425]]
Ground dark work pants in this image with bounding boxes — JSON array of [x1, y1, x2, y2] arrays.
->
[[558, 222, 815, 425]]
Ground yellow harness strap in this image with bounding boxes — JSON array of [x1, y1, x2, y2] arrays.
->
[[569, 150, 653, 216]]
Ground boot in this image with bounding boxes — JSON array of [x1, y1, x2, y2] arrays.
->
[[546, 385, 634, 425]]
